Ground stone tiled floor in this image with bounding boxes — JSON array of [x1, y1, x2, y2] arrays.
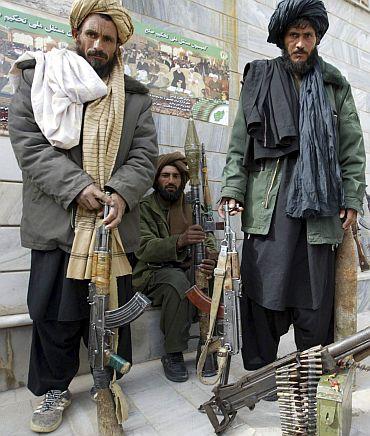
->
[[1, 313, 369, 436]]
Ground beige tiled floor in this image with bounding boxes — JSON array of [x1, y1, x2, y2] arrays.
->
[[1, 314, 370, 436]]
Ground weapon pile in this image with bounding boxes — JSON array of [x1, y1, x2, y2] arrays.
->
[[202, 326, 370, 434]]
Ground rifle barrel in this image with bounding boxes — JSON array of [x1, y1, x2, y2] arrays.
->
[[327, 326, 370, 358]]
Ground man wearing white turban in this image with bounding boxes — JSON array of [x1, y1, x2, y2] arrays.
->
[[9, 0, 158, 432]]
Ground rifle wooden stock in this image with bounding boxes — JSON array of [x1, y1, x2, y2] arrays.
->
[[352, 222, 370, 271], [90, 201, 125, 435], [186, 285, 224, 319], [230, 252, 240, 278], [97, 389, 124, 436]]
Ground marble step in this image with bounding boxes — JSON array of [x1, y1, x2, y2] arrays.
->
[[0, 273, 369, 393], [0, 307, 199, 393]]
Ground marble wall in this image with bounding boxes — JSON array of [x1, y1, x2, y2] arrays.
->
[[0, 0, 369, 390]]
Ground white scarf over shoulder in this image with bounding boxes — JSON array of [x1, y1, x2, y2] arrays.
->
[[9, 48, 107, 150]]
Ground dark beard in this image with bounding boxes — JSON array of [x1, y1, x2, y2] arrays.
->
[[282, 47, 319, 77], [156, 186, 183, 202], [76, 42, 116, 79]]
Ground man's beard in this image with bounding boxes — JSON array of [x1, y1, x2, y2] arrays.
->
[[155, 185, 183, 202], [282, 47, 319, 77], [76, 41, 116, 78]]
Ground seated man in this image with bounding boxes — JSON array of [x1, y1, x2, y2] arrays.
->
[[133, 152, 216, 382]]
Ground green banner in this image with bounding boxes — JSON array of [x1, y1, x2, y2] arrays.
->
[[0, 4, 230, 134], [133, 21, 228, 61], [0, 6, 72, 43]]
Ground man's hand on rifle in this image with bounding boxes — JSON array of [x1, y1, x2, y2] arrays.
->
[[103, 193, 127, 229], [218, 197, 244, 218], [76, 183, 108, 211], [76, 184, 126, 229], [177, 224, 205, 249], [340, 208, 357, 231], [199, 258, 216, 280]]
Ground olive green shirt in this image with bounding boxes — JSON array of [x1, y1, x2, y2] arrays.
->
[[133, 191, 217, 289]]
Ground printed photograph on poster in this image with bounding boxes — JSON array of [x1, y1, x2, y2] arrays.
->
[[0, 4, 72, 135], [0, 4, 229, 136], [122, 22, 230, 126]]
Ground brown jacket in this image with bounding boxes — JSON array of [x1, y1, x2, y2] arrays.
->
[[9, 59, 158, 253]]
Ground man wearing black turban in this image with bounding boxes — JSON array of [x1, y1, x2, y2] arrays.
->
[[218, 0, 365, 395]]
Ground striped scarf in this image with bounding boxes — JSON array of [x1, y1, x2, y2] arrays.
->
[[66, 55, 131, 282]]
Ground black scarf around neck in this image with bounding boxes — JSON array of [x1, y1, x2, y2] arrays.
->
[[242, 57, 344, 218]]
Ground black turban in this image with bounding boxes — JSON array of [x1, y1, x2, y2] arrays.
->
[[267, 0, 329, 49]]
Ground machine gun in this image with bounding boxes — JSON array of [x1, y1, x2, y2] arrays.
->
[[202, 326, 370, 434], [184, 117, 223, 376], [88, 198, 151, 435]]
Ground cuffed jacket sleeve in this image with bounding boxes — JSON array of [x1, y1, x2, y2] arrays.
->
[[336, 82, 366, 213], [8, 68, 94, 210], [220, 95, 249, 204], [106, 98, 158, 211]]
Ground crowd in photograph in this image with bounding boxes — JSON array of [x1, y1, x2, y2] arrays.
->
[[122, 43, 229, 101]]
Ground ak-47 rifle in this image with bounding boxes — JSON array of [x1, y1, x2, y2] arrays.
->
[[219, 202, 243, 384], [88, 197, 151, 435], [202, 326, 370, 434], [195, 201, 242, 386], [352, 221, 370, 271], [184, 118, 223, 376], [186, 142, 225, 320]]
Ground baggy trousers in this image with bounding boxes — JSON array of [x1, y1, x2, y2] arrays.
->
[[240, 293, 334, 370], [27, 250, 134, 396], [142, 267, 195, 354]]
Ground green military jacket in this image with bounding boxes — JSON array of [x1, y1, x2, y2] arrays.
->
[[132, 192, 217, 289], [221, 58, 366, 245]]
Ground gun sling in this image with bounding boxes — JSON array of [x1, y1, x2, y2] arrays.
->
[[196, 241, 229, 384]]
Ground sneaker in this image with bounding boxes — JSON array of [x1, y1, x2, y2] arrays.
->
[[30, 389, 71, 433], [161, 352, 189, 382]]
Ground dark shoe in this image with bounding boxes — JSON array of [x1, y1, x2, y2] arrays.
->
[[262, 392, 278, 402], [30, 389, 71, 433], [161, 352, 189, 382]]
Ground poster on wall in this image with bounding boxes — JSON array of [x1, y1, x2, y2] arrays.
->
[[0, 3, 229, 135], [122, 22, 230, 126], [0, 4, 72, 135]]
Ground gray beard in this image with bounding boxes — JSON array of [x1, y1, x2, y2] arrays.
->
[[282, 47, 319, 77]]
